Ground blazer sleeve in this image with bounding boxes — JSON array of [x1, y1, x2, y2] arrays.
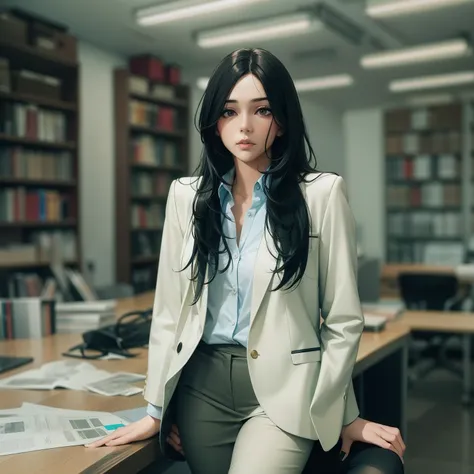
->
[[143, 179, 184, 408], [313, 176, 364, 423]]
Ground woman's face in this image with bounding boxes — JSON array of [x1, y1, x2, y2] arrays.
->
[[217, 73, 281, 170]]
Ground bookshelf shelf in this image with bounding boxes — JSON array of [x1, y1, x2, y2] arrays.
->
[[115, 67, 190, 292], [0, 220, 77, 229], [0, 259, 77, 269], [131, 255, 159, 265], [0, 178, 77, 187], [130, 92, 188, 109], [0, 134, 76, 150], [130, 124, 186, 139], [0, 39, 77, 77], [0, 91, 77, 111]]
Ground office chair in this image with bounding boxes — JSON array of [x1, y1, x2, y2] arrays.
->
[[398, 273, 467, 384]]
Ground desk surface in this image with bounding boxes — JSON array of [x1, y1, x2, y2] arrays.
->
[[401, 310, 474, 333], [0, 291, 416, 473]]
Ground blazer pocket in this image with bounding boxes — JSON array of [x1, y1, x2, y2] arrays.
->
[[291, 347, 321, 365]]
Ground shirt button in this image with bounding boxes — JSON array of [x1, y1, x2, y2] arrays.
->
[[255, 183, 260, 190], [233, 253, 238, 260], [250, 350, 259, 359], [232, 288, 237, 295]]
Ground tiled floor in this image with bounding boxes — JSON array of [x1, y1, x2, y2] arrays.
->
[[404, 365, 474, 474]]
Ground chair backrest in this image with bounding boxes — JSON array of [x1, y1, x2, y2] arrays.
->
[[398, 273, 458, 310]]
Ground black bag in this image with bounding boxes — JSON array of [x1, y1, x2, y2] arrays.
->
[[63, 309, 152, 359]]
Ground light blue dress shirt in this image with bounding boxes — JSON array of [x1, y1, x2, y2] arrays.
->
[[147, 168, 267, 420]]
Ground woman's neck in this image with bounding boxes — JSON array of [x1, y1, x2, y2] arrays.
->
[[232, 159, 269, 199]]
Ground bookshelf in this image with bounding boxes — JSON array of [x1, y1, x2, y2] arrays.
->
[[114, 68, 190, 293], [384, 102, 474, 265], [0, 24, 81, 296]]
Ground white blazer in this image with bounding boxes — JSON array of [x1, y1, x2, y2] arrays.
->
[[144, 172, 364, 452]]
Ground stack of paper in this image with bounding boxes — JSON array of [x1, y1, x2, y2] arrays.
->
[[0, 403, 128, 456], [0, 360, 145, 396]]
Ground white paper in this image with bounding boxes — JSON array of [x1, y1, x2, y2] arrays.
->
[[86, 372, 145, 397], [0, 406, 128, 456], [0, 360, 144, 396]]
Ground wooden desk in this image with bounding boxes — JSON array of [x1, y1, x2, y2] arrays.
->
[[0, 293, 410, 474], [400, 310, 474, 404]]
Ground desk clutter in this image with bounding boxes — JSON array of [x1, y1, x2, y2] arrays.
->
[[0, 359, 145, 396], [0, 402, 128, 456]]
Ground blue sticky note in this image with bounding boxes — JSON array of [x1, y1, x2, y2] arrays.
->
[[104, 423, 125, 431]]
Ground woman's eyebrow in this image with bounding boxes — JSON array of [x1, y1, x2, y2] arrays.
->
[[225, 97, 269, 104]]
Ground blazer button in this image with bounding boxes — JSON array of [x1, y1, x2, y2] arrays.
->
[[177, 342, 183, 353], [250, 349, 259, 359]]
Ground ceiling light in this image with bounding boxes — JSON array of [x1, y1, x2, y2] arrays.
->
[[406, 93, 454, 106], [196, 13, 319, 48], [294, 74, 354, 92], [197, 74, 353, 92], [366, 0, 474, 18], [390, 71, 474, 92], [136, 0, 269, 26], [361, 39, 472, 68]]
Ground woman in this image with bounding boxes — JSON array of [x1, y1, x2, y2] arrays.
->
[[88, 48, 405, 473]]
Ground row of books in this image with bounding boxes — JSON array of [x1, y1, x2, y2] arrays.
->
[[0, 188, 74, 222], [129, 100, 179, 132], [0, 147, 74, 180], [131, 172, 173, 197], [129, 76, 179, 103], [131, 203, 165, 229], [387, 241, 465, 265], [386, 131, 463, 155], [132, 231, 161, 259], [0, 102, 68, 143], [386, 154, 461, 181], [131, 135, 181, 168], [387, 183, 461, 208], [132, 265, 157, 293], [0, 231, 77, 266], [387, 211, 462, 238], [0, 299, 56, 340], [385, 105, 462, 132]]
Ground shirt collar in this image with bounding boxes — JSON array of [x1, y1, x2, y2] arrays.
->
[[218, 167, 269, 202]]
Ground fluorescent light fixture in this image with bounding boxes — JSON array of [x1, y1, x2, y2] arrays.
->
[[390, 71, 474, 92], [294, 74, 354, 92], [406, 93, 454, 106], [197, 74, 353, 91], [136, 0, 268, 26], [361, 39, 472, 68], [366, 0, 474, 18], [197, 77, 209, 90], [196, 13, 318, 48]]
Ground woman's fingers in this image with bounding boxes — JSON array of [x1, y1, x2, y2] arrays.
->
[[86, 427, 131, 448], [377, 429, 404, 461]]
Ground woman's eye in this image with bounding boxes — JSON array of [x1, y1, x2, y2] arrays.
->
[[221, 109, 235, 118], [257, 107, 272, 116]]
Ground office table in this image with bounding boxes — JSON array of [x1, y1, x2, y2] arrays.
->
[[0, 293, 410, 474]]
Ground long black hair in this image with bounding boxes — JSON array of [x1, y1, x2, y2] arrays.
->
[[184, 48, 319, 304]]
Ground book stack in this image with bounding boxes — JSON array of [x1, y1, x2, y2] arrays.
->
[[0, 298, 56, 339], [55, 300, 117, 334]]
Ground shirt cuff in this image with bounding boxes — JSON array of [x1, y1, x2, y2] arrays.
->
[[146, 403, 163, 420]]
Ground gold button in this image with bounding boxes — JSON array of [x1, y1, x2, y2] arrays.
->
[[250, 349, 259, 359]]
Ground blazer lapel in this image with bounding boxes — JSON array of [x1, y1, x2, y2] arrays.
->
[[250, 226, 278, 324]]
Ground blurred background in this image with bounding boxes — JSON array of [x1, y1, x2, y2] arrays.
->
[[0, 1, 474, 472]]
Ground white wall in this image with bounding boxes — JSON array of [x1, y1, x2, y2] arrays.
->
[[343, 108, 385, 260], [78, 41, 125, 286], [301, 101, 345, 176]]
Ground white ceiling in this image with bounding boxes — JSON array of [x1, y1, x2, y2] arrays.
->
[[1, 0, 474, 110]]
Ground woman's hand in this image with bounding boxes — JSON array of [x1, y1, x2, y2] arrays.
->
[[340, 417, 406, 463], [167, 424, 185, 456], [85, 415, 161, 448]]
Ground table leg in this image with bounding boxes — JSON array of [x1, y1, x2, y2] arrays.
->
[[462, 334, 472, 405]]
